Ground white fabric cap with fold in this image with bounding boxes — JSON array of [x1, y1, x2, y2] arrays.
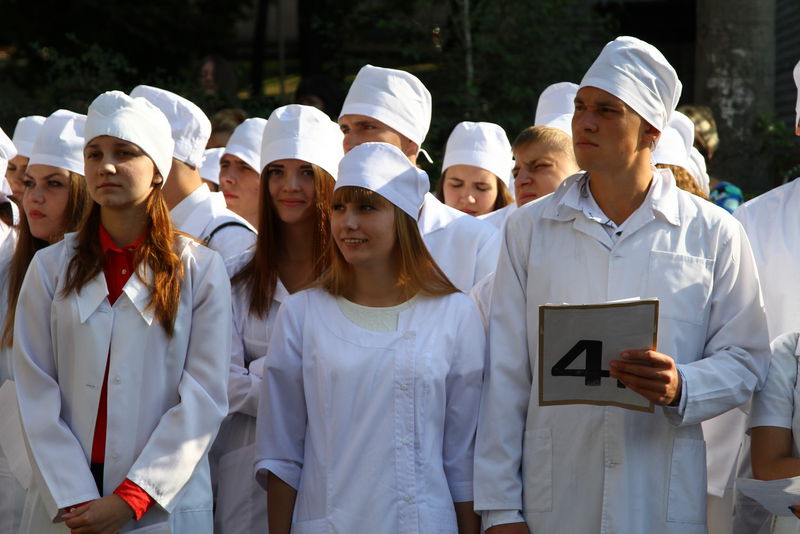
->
[[85, 90, 175, 183], [652, 111, 694, 171], [688, 147, 710, 195], [28, 110, 86, 176], [0, 126, 17, 180], [535, 82, 579, 136], [442, 121, 513, 187], [580, 36, 682, 133], [130, 85, 211, 168], [12, 115, 46, 159], [200, 148, 224, 185], [339, 64, 432, 148], [794, 59, 800, 130], [261, 104, 344, 179], [224, 118, 267, 173], [335, 142, 428, 220]]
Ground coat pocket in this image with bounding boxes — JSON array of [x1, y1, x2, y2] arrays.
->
[[291, 518, 329, 534], [522, 428, 552, 513], [647, 251, 714, 326], [666, 437, 707, 524]]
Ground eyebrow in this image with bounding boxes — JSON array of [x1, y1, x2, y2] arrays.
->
[[24, 172, 65, 181]]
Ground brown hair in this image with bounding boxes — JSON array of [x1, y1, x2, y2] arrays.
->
[[231, 163, 335, 317], [656, 164, 708, 200], [3, 171, 91, 347], [434, 169, 514, 211], [61, 185, 184, 336], [320, 186, 458, 299], [512, 125, 576, 161]]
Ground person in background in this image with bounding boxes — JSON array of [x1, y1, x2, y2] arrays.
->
[[200, 147, 224, 192], [207, 108, 248, 149], [131, 85, 255, 261], [0, 129, 18, 256], [338, 64, 499, 291], [256, 142, 483, 534], [12, 91, 231, 533], [435, 121, 514, 224], [220, 117, 268, 230], [6, 116, 45, 199], [652, 111, 708, 199]]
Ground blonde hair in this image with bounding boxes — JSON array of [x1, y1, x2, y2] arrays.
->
[[656, 164, 707, 200], [320, 186, 458, 298], [512, 125, 576, 164]]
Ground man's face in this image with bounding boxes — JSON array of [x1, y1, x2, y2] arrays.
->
[[571, 86, 649, 175], [512, 144, 578, 207], [338, 114, 407, 154]]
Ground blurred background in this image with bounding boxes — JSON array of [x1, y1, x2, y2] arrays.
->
[[0, 0, 797, 195]]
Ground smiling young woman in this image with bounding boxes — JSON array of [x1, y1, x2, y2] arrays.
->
[[12, 91, 231, 534]]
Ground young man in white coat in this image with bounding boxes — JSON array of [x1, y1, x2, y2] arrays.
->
[[338, 64, 500, 291], [473, 36, 770, 534], [130, 85, 256, 261]]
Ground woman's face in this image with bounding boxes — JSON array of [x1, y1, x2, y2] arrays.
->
[[83, 136, 158, 211], [6, 155, 30, 197], [266, 159, 316, 225], [219, 154, 261, 228], [442, 164, 498, 216], [22, 164, 71, 243], [331, 195, 396, 268]]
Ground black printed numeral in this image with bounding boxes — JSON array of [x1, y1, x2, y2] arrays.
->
[[551, 339, 625, 388]]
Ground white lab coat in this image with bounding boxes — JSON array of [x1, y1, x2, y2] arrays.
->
[[419, 193, 500, 291], [474, 170, 770, 533], [734, 178, 800, 339], [12, 232, 231, 533], [170, 184, 256, 262], [0, 221, 15, 263], [749, 332, 800, 533], [211, 250, 285, 534], [254, 288, 485, 533], [478, 203, 515, 230]]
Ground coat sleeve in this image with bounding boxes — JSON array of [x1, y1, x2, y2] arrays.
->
[[473, 210, 534, 515], [226, 289, 261, 417], [442, 297, 485, 503], [668, 220, 771, 427], [12, 250, 101, 517], [254, 295, 307, 491], [473, 225, 501, 285], [126, 250, 232, 511], [749, 332, 799, 430]]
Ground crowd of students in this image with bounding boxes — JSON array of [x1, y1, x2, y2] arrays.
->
[[0, 34, 797, 534]]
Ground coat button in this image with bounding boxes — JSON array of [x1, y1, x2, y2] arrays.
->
[[399, 384, 408, 391], [113, 376, 121, 385], [403, 332, 415, 340]]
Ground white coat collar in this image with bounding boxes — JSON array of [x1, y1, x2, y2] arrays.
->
[[545, 168, 681, 228], [417, 192, 462, 235], [76, 257, 156, 326], [170, 183, 212, 236]]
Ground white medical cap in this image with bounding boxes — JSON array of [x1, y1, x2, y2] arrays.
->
[[794, 59, 800, 130], [261, 104, 344, 179], [130, 85, 211, 168], [652, 111, 694, 171], [688, 147, 710, 195], [340, 64, 432, 148], [28, 110, 86, 176], [580, 36, 682, 132], [442, 121, 513, 187], [85, 90, 174, 182], [200, 147, 224, 185], [336, 142, 428, 220], [223, 117, 267, 173], [535, 82, 579, 136], [12, 115, 46, 158], [0, 126, 17, 179]]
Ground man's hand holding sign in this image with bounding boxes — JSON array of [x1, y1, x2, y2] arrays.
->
[[610, 349, 682, 406]]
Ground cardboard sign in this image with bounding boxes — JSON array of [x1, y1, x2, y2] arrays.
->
[[538, 299, 658, 412]]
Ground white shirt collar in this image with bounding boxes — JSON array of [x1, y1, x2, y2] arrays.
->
[[170, 183, 211, 228]]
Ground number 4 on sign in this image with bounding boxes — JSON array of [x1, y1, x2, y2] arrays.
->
[[551, 339, 625, 388]]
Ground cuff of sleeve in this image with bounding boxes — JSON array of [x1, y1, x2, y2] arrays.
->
[[662, 366, 688, 426], [114, 478, 155, 521], [448, 480, 474, 503], [481, 509, 525, 529], [254, 459, 301, 491]]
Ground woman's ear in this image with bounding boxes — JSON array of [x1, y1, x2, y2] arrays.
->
[[153, 173, 164, 185]]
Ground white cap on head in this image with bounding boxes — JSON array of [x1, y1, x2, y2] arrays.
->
[[652, 111, 693, 170], [580, 36, 682, 133], [340, 65, 432, 148], [688, 147, 710, 195], [442, 121, 513, 187], [0, 126, 17, 179], [224, 118, 267, 173], [336, 142, 428, 220], [85, 90, 175, 183], [130, 85, 211, 168], [535, 82, 579, 136], [200, 148, 224, 185], [28, 110, 86, 176], [794, 59, 800, 130], [12, 116, 46, 159], [261, 104, 344, 179]]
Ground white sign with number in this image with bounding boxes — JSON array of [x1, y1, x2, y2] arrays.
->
[[538, 299, 658, 412]]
